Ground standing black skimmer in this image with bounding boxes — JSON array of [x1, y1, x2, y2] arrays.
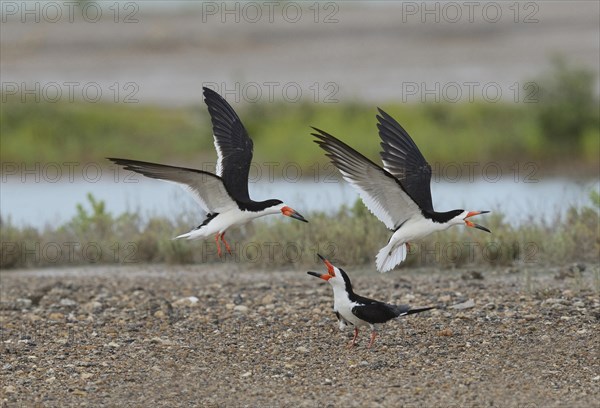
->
[[312, 109, 490, 272], [109, 87, 307, 257], [308, 254, 434, 348]]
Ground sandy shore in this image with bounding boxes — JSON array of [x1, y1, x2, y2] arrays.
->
[[1, 264, 598, 407]]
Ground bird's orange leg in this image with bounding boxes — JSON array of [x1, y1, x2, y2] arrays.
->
[[347, 327, 359, 348], [215, 233, 222, 258], [367, 331, 378, 349], [220, 232, 232, 255]]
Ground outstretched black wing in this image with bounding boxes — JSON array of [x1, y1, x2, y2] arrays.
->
[[108, 158, 237, 213], [313, 127, 422, 230], [377, 108, 434, 212], [203, 87, 254, 202]]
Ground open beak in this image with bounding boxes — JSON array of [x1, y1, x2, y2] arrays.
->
[[307, 271, 331, 281], [282, 206, 308, 223], [307, 253, 336, 280], [464, 211, 491, 233], [317, 253, 335, 275]]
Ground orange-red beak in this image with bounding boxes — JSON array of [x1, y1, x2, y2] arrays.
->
[[307, 271, 331, 281], [307, 253, 336, 281], [464, 211, 491, 233], [281, 206, 308, 223]]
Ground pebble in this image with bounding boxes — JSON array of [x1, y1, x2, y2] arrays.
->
[[543, 298, 568, 306], [234, 305, 249, 313], [437, 329, 453, 337], [148, 337, 173, 346], [25, 313, 42, 321], [241, 371, 252, 378], [72, 390, 87, 396], [450, 299, 475, 310], [60, 298, 77, 307], [16, 298, 32, 309], [84, 301, 103, 313], [174, 296, 200, 307], [260, 294, 275, 305], [295, 346, 309, 353]]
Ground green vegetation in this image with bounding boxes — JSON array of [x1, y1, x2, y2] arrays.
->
[[1, 60, 598, 174], [1, 102, 211, 165], [534, 57, 599, 154], [1, 191, 598, 270]]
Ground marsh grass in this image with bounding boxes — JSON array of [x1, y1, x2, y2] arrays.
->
[[1, 192, 598, 270]]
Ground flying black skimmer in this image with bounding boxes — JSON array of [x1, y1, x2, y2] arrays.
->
[[109, 87, 307, 257], [308, 254, 434, 348], [312, 109, 490, 272]]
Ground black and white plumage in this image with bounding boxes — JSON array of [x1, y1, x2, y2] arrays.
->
[[109, 87, 307, 257], [308, 254, 434, 348], [312, 109, 490, 272]]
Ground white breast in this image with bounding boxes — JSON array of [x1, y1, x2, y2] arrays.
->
[[331, 285, 368, 328], [177, 207, 275, 240], [389, 216, 452, 247]]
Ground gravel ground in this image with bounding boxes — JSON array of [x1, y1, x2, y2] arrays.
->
[[1, 264, 599, 407]]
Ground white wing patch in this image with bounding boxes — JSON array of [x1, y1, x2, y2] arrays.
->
[[154, 179, 235, 214], [181, 183, 213, 213], [213, 135, 224, 177], [338, 165, 419, 231], [339, 169, 396, 229]]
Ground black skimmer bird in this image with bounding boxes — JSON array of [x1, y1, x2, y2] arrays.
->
[[308, 254, 434, 348], [312, 109, 490, 272], [109, 87, 307, 257]]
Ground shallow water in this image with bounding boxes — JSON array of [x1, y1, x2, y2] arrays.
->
[[1, 176, 597, 227]]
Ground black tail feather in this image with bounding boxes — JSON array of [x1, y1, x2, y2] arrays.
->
[[405, 306, 436, 316]]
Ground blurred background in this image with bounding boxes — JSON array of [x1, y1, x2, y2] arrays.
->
[[1, 1, 599, 268]]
